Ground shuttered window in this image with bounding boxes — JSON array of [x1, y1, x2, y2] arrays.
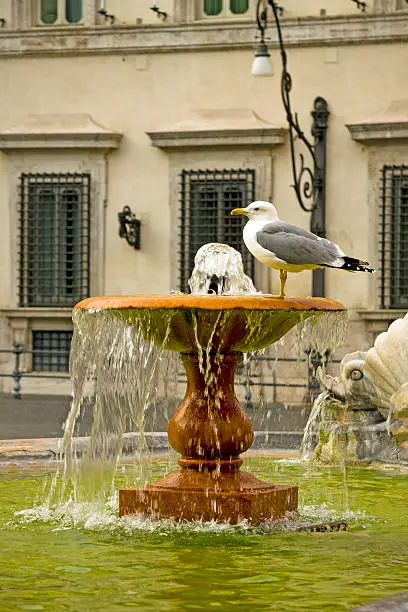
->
[[179, 169, 255, 291], [32, 330, 73, 372], [379, 165, 408, 308], [18, 173, 90, 307]]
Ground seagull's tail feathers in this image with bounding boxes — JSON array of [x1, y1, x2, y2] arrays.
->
[[333, 256, 375, 273]]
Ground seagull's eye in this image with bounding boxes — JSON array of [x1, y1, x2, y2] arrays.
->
[[253, 207, 259, 211]]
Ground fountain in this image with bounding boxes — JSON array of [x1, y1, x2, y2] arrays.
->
[[72, 244, 345, 524], [307, 314, 408, 465]]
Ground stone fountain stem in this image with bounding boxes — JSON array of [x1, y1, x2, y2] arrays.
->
[[168, 352, 254, 470]]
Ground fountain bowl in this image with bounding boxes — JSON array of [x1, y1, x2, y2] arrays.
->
[[75, 294, 345, 524]]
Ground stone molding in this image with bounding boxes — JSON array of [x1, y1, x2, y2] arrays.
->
[[0, 14, 407, 58], [0, 114, 122, 150], [356, 309, 408, 338], [147, 110, 286, 149], [1, 308, 73, 319], [347, 100, 408, 142], [346, 121, 408, 142]]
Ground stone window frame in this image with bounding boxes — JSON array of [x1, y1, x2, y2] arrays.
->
[[174, 0, 255, 23], [147, 109, 285, 292], [38, 0, 84, 26], [373, 0, 408, 12], [12, 0, 98, 28], [0, 114, 121, 370], [347, 112, 408, 336]]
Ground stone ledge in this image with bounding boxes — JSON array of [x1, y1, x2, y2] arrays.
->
[[0, 14, 407, 58], [347, 121, 408, 141], [0, 432, 304, 462], [0, 308, 73, 319], [356, 309, 407, 336], [147, 109, 286, 149], [0, 114, 122, 150], [346, 100, 408, 142]]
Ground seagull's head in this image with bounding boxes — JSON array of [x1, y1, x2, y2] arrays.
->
[[231, 201, 279, 222]]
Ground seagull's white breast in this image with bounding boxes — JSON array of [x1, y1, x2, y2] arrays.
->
[[243, 220, 286, 269]]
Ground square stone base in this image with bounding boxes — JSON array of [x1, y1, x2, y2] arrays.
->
[[119, 472, 298, 525]]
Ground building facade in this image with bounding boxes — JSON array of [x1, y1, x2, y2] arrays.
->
[[0, 0, 407, 394]]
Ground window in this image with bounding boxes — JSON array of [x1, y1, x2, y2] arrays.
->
[[203, 0, 249, 17], [18, 173, 90, 307], [32, 330, 73, 372], [379, 165, 408, 308], [179, 169, 255, 291], [40, 0, 82, 24]]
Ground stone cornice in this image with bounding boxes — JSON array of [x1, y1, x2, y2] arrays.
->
[[0, 14, 407, 58], [347, 101, 408, 142], [147, 110, 286, 149], [0, 308, 73, 318], [0, 114, 122, 150], [346, 121, 408, 142]]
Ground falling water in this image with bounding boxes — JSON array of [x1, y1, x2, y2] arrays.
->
[[50, 308, 176, 505], [48, 243, 348, 521]]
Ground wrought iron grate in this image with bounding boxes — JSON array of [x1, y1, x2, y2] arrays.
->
[[179, 169, 255, 291], [379, 165, 408, 309], [32, 330, 73, 372], [18, 173, 91, 307]]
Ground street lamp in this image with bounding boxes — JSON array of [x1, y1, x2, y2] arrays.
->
[[252, 0, 366, 297]]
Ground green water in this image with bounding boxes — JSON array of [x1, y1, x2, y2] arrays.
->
[[0, 457, 407, 612]]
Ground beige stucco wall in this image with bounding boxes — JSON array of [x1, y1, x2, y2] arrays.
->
[[0, 1, 407, 393]]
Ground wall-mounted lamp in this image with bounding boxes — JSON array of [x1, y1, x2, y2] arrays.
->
[[98, 0, 115, 23], [150, 1, 167, 21], [98, 8, 115, 23], [118, 206, 142, 250], [0, 18, 6, 27]]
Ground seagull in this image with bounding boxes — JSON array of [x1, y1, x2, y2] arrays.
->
[[231, 201, 374, 299]]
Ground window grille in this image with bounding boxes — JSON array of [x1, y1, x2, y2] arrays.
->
[[18, 173, 90, 307], [179, 169, 255, 291], [379, 165, 408, 309], [32, 330, 73, 372]]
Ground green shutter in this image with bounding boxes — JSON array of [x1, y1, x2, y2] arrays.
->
[[230, 0, 249, 14], [204, 0, 223, 16], [66, 0, 82, 23], [41, 0, 58, 24]]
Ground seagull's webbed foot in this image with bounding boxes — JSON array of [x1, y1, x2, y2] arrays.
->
[[263, 271, 287, 299]]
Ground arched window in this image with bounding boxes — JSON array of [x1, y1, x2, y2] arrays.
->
[[41, 0, 58, 24], [40, 0, 82, 24], [203, 0, 249, 18], [230, 0, 249, 14], [66, 0, 82, 23], [204, 0, 223, 16]]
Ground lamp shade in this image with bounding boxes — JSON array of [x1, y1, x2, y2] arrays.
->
[[251, 42, 273, 77]]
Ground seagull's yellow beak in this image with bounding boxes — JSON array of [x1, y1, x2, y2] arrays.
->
[[231, 208, 247, 216]]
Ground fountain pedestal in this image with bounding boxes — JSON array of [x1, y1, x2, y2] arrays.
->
[[75, 294, 344, 524], [119, 352, 298, 523]]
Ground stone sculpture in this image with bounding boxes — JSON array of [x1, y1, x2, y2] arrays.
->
[[313, 314, 408, 464]]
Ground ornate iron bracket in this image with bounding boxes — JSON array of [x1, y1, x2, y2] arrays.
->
[[255, 1, 362, 295], [256, 0, 331, 213], [118, 206, 142, 250], [150, 4, 167, 21]]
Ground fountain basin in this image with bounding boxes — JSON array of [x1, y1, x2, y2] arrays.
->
[[76, 294, 344, 353], [74, 294, 345, 524]]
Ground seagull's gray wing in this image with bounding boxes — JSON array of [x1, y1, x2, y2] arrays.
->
[[256, 222, 343, 266]]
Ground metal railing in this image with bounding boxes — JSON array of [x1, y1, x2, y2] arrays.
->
[[0, 345, 339, 402], [0, 346, 70, 399]]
